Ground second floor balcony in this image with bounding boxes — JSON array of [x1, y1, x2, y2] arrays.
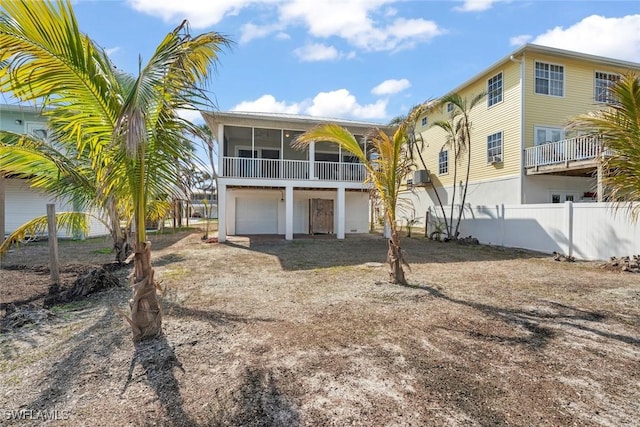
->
[[524, 135, 608, 173], [222, 157, 367, 182]]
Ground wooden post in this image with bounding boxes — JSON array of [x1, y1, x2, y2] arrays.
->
[[47, 204, 60, 285], [424, 210, 429, 238], [0, 174, 5, 242]]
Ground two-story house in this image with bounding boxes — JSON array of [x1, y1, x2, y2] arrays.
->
[[0, 104, 108, 240], [201, 111, 387, 242], [405, 44, 640, 216]]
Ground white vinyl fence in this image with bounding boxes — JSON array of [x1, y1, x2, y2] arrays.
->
[[427, 202, 640, 260]]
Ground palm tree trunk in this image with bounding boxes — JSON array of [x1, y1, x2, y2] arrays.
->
[[454, 140, 472, 239], [129, 241, 162, 341], [387, 230, 407, 285], [449, 144, 458, 239]]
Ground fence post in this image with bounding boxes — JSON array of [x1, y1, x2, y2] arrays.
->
[[46, 204, 60, 285], [565, 201, 574, 257], [500, 204, 506, 247], [424, 210, 429, 238]]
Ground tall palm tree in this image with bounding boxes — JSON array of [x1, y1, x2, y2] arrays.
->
[[570, 72, 640, 219], [294, 116, 419, 285], [431, 92, 485, 239], [0, 0, 230, 340]]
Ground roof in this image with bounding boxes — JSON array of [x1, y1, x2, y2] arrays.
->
[[441, 43, 640, 99], [200, 110, 389, 131]]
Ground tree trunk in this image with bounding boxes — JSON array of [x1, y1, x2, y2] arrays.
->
[[129, 241, 162, 341], [387, 233, 407, 285]]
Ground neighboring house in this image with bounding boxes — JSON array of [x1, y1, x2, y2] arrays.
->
[[0, 104, 108, 240], [200, 111, 386, 242], [405, 44, 640, 214]]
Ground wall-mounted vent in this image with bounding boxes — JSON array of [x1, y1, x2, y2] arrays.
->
[[413, 169, 430, 185]]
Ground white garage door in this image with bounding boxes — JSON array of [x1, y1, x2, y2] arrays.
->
[[236, 197, 278, 234]]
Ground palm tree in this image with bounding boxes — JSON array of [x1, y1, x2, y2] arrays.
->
[[570, 72, 640, 219], [294, 119, 417, 285], [431, 92, 485, 239], [0, 0, 230, 340]]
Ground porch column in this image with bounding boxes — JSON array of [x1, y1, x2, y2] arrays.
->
[[285, 186, 294, 240], [597, 162, 604, 202], [0, 174, 5, 242], [309, 141, 315, 179], [336, 187, 345, 239], [217, 124, 224, 178], [217, 183, 227, 242]]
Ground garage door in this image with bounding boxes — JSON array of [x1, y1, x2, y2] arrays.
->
[[236, 197, 278, 234]]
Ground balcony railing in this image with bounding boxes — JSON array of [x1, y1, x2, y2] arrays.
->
[[524, 136, 605, 168], [222, 157, 366, 182]]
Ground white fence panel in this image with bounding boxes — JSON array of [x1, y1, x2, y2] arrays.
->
[[427, 202, 640, 260]]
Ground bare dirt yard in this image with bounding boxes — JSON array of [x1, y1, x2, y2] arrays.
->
[[1, 227, 639, 426]]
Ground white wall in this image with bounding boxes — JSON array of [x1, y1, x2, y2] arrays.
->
[[523, 174, 595, 203], [225, 188, 369, 236], [428, 202, 640, 260], [5, 179, 109, 239]]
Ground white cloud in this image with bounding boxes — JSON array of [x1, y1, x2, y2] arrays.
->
[[532, 15, 640, 62], [232, 95, 302, 114], [232, 90, 388, 120], [371, 78, 411, 96], [104, 46, 121, 56], [306, 89, 387, 119], [293, 43, 341, 62], [126, 0, 263, 28], [177, 108, 205, 123], [279, 0, 444, 51], [453, 0, 499, 12], [509, 34, 532, 46], [240, 22, 283, 44]]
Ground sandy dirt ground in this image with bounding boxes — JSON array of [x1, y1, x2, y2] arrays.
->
[[1, 229, 639, 426]]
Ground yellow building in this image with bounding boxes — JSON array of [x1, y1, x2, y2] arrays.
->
[[404, 43, 640, 217]]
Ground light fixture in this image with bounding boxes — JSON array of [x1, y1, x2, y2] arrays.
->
[[15, 119, 22, 125], [284, 132, 290, 138]]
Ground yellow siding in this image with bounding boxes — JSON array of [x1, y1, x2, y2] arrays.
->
[[415, 60, 522, 189], [523, 53, 637, 148]]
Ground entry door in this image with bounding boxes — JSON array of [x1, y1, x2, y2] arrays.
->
[[261, 149, 280, 178], [535, 127, 564, 164], [238, 149, 257, 177], [309, 199, 334, 234], [534, 127, 564, 146]]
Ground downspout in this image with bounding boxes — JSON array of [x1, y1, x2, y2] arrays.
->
[[510, 53, 526, 204]]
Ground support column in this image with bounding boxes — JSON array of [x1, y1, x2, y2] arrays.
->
[[597, 162, 604, 202], [217, 124, 224, 178], [565, 200, 574, 257], [285, 186, 294, 240], [217, 183, 227, 242], [309, 141, 315, 179], [336, 187, 345, 239]]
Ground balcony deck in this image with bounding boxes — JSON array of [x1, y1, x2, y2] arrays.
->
[[222, 157, 367, 182], [524, 136, 605, 175]]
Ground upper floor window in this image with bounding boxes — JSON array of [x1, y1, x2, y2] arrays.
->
[[438, 150, 449, 175], [595, 71, 619, 103], [535, 61, 564, 96], [446, 102, 454, 113], [487, 132, 503, 162], [487, 72, 503, 107], [421, 116, 428, 126]]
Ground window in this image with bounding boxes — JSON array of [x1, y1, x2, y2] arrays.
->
[[595, 71, 619, 103], [446, 102, 454, 113], [421, 117, 428, 126], [438, 150, 448, 175], [487, 72, 503, 107], [535, 61, 564, 96], [487, 132, 503, 161]]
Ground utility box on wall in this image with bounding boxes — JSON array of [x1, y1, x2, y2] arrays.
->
[[413, 170, 430, 185]]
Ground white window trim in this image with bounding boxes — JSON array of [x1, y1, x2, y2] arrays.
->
[[446, 102, 454, 113], [534, 60, 565, 98], [487, 71, 504, 108], [594, 70, 620, 104], [438, 150, 449, 175], [486, 131, 503, 163], [533, 125, 565, 145]]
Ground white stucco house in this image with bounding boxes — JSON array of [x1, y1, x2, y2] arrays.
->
[[201, 111, 387, 242]]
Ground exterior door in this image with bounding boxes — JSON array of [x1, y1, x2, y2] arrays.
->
[[235, 197, 278, 234], [535, 126, 564, 164], [237, 149, 257, 177], [309, 199, 333, 234]]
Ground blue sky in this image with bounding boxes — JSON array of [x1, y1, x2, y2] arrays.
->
[[28, 1, 640, 125]]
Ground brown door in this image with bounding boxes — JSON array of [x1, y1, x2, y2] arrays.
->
[[309, 199, 334, 234]]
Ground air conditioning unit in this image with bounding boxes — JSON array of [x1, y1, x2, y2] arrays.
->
[[413, 169, 430, 185], [488, 155, 502, 164]]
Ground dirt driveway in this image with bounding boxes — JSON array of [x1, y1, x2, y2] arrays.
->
[[1, 231, 639, 426]]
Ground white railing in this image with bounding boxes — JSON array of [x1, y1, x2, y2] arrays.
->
[[222, 157, 366, 182], [525, 136, 604, 168]]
